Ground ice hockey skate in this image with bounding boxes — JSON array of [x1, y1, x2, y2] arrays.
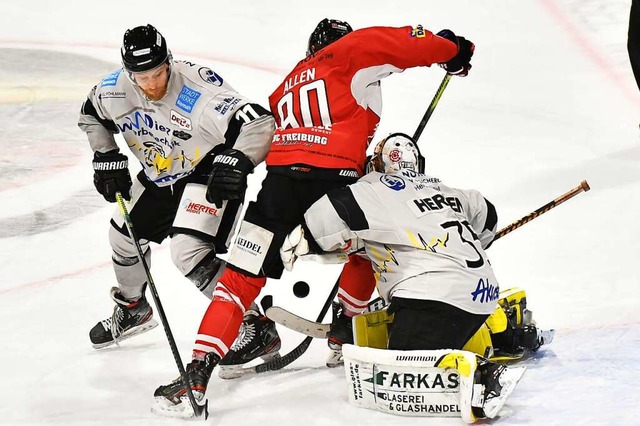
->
[[326, 302, 354, 368], [218, 308, 282, 379], [152, 352, 219, 418], [469, 359, 527, 422], [491, 288, 555, 361], [89, 287, 158, 349]]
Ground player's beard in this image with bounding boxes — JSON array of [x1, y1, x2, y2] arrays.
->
[[142, 84, 168, 101]]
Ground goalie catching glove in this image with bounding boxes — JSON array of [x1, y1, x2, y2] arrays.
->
[[92, 150, 132, 203], [280, 224, 363, 271], [206, 148, 254, 207]]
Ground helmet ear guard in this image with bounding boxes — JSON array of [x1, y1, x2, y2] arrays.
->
[[307, 18, 353, 56], [369, 132, 425, 174]]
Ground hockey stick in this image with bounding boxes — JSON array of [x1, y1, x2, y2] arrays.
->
[[115, 192, 207, 420], [492, 180, 590, 242], [412, 73, 452, 141], [253, 277, 340, 373]]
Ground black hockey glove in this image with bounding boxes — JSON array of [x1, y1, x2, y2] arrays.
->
[[92, 150, 132, 203], [206, 148, 254, 207], [436, 29, 475, 77]]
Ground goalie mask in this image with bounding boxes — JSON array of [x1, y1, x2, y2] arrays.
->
[[369, 133, 425, 174]]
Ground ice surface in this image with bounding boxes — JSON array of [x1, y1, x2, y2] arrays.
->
[[1, 0, 639, 424]]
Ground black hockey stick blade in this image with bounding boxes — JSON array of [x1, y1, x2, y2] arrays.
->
[[254, 336, 313, 373]]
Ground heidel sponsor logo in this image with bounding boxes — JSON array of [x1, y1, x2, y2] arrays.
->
[[182, 199, 218, 216]]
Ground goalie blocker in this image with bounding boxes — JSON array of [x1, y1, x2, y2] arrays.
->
[[342, 345, 526, 424]]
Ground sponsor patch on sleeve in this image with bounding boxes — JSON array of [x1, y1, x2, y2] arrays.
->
[[101, 69, 122, 87], [198, 67, 224, 86], [411, 25, 426, 38]]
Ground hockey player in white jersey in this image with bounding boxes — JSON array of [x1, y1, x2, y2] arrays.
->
[[78, 24, 275, 349], [281, 133, 525, 421]]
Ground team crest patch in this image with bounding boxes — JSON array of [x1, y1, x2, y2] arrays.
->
[[411, 25, 426, 38], [198, 67, 224, 86], [381, 175, 406, 191], [389, 148, 402, 163]]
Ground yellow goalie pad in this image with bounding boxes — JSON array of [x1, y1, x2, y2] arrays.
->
[[353, 288, 526, 360]]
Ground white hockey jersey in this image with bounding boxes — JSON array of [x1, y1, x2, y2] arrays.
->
[[78, 60, 275, 186], [303, 170, 499, 315]]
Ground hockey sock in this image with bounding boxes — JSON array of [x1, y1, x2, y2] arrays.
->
[[193, 268, 266, 360], [338, 255, 377, 316]]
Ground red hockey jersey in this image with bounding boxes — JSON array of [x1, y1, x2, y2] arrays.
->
[[266, 25, 458, 174]]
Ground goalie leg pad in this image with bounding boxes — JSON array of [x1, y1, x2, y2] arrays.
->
[[342, 345, 463, 418], [343, 345, 525, 423]]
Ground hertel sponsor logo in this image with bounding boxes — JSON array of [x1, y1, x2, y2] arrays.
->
[[170, 109, 192, 130], [236, 237, 262, 254], [182, 199, 218, 216]]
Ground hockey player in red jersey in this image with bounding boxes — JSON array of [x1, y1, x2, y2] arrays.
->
[[153, 18, 475, 414]]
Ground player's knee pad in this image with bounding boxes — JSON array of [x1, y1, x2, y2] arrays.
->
[[185, 253, 226, 300], [109, 220, 147, 258], [170, 233, 225, 299], [111, 248, 151, 300]]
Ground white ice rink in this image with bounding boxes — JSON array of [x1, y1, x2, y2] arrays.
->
[[1, 1, 639, 424]]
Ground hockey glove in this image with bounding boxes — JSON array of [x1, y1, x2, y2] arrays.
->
[[281, 225, 350, 271], [281, 224, 310, 271], [206, 148, 254, 207], [436, 29, 475, 77], [92, 150, 132, 203]]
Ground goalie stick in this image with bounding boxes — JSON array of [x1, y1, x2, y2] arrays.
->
[[492, 180, 590, 241], [115, 192, 207, 420]]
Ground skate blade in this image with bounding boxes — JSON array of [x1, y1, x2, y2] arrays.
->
[[483, 366, 527, 419], [151, 395, 208, 419], [218, 352, 281, 379], [92, 319, 159, 349], [539, 329, 555, 346]]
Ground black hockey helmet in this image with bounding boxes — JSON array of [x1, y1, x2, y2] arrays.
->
[[370, 133, 425, 174], [121, 24, 170, 73], [307, 18, 353, 56]]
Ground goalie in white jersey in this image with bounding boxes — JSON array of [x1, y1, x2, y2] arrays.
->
[[78, 24, 275, 349], [283, 132, 499, 349], [281, 133, 524, 421]]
